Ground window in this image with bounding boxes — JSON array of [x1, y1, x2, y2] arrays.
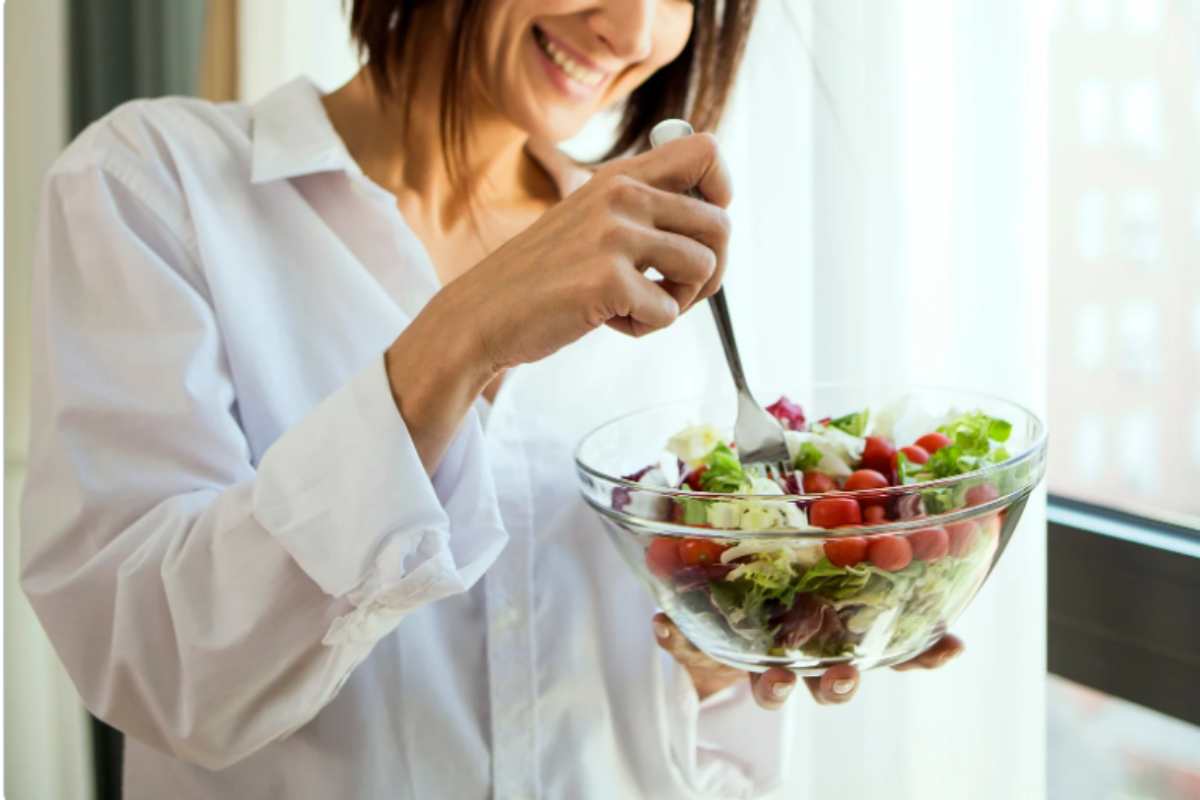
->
[[1047, 0, 1200, 785], [1049, 0, 1200, 526]]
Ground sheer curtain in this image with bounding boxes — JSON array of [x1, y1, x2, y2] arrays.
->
[[722, 2, 1049, 798], [239, 3, 1049, 796]]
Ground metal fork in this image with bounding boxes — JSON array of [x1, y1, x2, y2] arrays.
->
[[649, 119, 793, 478]]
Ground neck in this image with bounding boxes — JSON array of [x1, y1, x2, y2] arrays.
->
[[323, 59, 552, 231]]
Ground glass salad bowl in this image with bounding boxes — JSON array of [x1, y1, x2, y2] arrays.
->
[[574, 385, 1047, 675]]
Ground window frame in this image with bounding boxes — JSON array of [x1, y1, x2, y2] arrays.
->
[[1047, 495, 1200, 727]]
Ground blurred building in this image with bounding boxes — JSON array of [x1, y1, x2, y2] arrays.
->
[[1049, 0, 1200, 526]]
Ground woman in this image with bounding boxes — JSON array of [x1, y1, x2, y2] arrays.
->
[[21, 1, 961, 797]]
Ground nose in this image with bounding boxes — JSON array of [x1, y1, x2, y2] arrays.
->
[[589, 0, 655, 63]]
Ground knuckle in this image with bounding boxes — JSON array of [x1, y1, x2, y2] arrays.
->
[[691, 131, 720, 161], [598, 219, 632, 252], [605, 174, 643, 210]]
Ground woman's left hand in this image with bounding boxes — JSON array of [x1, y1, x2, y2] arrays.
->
[[653, 612, 965, 709]]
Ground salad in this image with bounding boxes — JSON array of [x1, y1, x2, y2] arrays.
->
[[612, 397, 1015, 662]]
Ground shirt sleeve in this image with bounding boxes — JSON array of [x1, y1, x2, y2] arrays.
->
[[658, 653, 792, 799], [19, 131, 508, 770]]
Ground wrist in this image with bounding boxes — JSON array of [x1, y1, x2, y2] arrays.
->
[[384, 288, 497, 467]]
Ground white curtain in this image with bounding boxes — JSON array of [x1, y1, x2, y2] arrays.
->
[[721, 2, 1049, 798], [228, 3, 1050, 798]]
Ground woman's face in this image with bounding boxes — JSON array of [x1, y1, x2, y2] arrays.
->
[[471, 0, 695, 142]]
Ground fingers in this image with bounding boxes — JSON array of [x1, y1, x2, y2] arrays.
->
[[803, 663, 860, 705], [634, 229, 718, 312], [892, 634, 965, 672], [637, 188, 729, 305], [653, 614, 744, 699], [597, 178, 728, 311], [620, 133, 733, 208], [652, 612, 710, 668], [604, 268, 680, 338], [749, 668, 798, 710]]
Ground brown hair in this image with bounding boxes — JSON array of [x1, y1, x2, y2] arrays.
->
[[349, 0, 758, 183]]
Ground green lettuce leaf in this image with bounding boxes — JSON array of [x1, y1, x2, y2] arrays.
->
[[908, 410, 1015, 481], [829, 409, 870, 437], [698, 443, 746, 493], [793, 441, 824, 472]]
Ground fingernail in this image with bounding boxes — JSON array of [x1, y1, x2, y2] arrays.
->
[[771, 680, 794, 700], [832, 678, 856, 695], [654, 622, 671, 640]]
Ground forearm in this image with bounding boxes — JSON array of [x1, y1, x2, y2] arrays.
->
[[384, 285, 497, 472]]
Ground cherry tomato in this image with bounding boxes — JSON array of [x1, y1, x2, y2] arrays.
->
[[977, 512, 1003, 540], [803, 471, 836, 494], [915, 432, 952, 454], [809, 497, 863, 528], [965, 483, 999, 507], [898, 444, 930, 465], [946, 521, 978, 557], [678, 538, 728, 566], [868, 535, 913, 571], [861, 436, 897, 474], [824, 536, 868, 567], [908, 527, 949, 562], [844, 469, 889, 492], [645, 537, 683, 579], [862, 504, 888, 524]]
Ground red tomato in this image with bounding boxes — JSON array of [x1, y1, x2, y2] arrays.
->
[[803, 471, 836, 494], [824, 536, 868, 567], [977, 512, 1003, 540], [908, 527, 949, 562], [861, 436, 897, 473], [868, 535, 913, 571], [946, 521, 978, 557], [862, 504, 888, 524], [645, 537, 683, 579], [915, 432, 952, 454], [898, 444, 930, 465], [678, 538, 728, 566], [809, 497, 863, 528], [965, 483, 999, 507], [844, 469, 889, 492]]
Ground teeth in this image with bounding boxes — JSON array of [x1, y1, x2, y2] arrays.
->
[[539, 32, 603, 87]]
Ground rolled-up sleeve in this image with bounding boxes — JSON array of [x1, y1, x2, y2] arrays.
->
[[19, 137, 507, 770]]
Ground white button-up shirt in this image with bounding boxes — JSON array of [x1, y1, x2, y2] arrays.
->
[[20, 78, 789, 800]]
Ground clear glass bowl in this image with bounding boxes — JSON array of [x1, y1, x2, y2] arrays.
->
[[575, 385, 1047, 675]]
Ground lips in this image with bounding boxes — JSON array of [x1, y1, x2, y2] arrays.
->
[[533, 26, 606, 88]]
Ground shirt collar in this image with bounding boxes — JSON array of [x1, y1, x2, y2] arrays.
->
[[250, 77, 361, 184], [249, 77, 592, 198]]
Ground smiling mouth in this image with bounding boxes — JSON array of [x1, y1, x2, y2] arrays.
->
[[533, 26, 606, 88]]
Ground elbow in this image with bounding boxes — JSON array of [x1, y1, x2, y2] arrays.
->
[[89, 700, 300, 772]]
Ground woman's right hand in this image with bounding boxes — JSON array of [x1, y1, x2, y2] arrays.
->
[[454, 131, 733, 369], [386, 133, 733, 469]]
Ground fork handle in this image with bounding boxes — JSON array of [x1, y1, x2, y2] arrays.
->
[[706, 288, 751, 396], [648, 119, 754, 401]]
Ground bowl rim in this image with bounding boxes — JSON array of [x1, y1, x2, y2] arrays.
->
[[574, 385, 1047, 537]]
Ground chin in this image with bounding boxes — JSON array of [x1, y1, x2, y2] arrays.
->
[[509, 99, 600, 145]]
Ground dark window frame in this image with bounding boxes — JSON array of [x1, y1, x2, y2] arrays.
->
[[1047, 495, 1200, 727]]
